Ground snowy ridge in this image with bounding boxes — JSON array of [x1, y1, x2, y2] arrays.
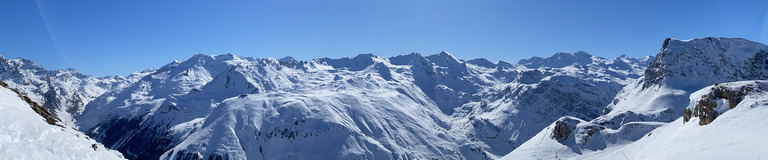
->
[[0, 81, 124, 159], [503, 37, 768, 159], [76, 51, 649, 159], [0, 55, 149, 126], [503, 80, 768, 159], [598, 37, 768, 127]]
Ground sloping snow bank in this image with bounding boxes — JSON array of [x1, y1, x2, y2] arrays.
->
[[0, 86, 124, 159]]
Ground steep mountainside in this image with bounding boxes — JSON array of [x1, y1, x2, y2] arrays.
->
[[503, 37, 768, 159], [0, 80, 124, 159], [77, 51, 649, 159], [503, 81, 768, 159], [0, 55, 149, 125]]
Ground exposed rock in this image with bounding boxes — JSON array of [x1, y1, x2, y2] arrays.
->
[[0, 79, 61, 127], [552, 120, 571, 140], [690, 83, 755, 125]]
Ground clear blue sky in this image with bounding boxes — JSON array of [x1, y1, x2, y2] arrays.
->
[[1, 0, 767, 76]]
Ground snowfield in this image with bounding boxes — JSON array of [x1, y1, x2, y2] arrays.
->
[[503, 37, 768, 160], [1, 37, 766, 159], [73, 51, 648, 159], [0, 83, 124, 159], [503, 81, 768, 160]]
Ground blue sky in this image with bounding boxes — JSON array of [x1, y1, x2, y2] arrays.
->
[[1, 0, 767, 76]]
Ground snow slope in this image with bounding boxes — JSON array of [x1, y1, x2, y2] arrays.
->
[[0, 55, 148, 126], [502, 81, 768, 160], [77, 51, 648, 159], [0, 81, 124, 159], [597, 37, 768, 127], [503, 37, 768, 159]]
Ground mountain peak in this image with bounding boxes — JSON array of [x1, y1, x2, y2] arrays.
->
[[573, 51, 591, 57], [426, 51, 462, 67], [643, 37, 768, 90], [278, 56, 296, 63], [467, 58, 496, 68], [518, 51, 593, 68]]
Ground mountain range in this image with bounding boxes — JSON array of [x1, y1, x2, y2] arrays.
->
[[1, 37, 766, 159]]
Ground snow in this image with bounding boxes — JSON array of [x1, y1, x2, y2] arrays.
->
[[0, 85, 124, 159], [585, 81, 768, 160], [74, 50, 649, 159], [502, 81, 768, 160], [8, 37, 764, 159], [0, 55, 148, 126]]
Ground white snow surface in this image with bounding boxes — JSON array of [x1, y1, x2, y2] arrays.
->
[[0, 85, 124, 159], [3, 37, 765, 160], [597, 37, 768, 127], [503, 37, 768, 159], [76, 51, 649, 159], [502, 81, 768, 160], [0, 55, 148, 126]]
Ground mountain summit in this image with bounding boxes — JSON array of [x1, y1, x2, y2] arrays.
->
[[71, 50, 648, 159], [2, 37, 765, 160]]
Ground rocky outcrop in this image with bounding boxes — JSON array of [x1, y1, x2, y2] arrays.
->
[[684, 82, 761, 125], [552, 120, 571, 140], [0, 79, 61, 126]]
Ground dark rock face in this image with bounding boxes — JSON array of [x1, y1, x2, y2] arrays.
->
[[683, 108, 692, 122], [552, 120, 571, 140]]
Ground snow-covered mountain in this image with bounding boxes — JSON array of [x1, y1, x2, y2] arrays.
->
[[0, 55, 150, 126], [502, 80, 768, 160], [76, 51, 649, 159], [5, 37, 762, 159], [503, 37, 768, 159], [0, 80, 124, 159]]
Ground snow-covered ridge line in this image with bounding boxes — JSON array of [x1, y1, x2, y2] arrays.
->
[[0, 54, 151, 126], [72, 49, 650, 159], [0, 79, 125, 159], [0, 79, 61, 126], [503, 80, 768, 160], [504, 37, 768, 159]]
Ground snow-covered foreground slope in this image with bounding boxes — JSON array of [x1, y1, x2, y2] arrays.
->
[[0, 82, 124, 159], [0, 55, 148, 126], [503, 37, 768, 159], [592, 81, 768, 160], [76, 51, 648, 159], [504, 81, 768, 160]]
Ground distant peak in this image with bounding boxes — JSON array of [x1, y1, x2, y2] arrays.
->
[[438, 51, 452, 56], [574, 51, 592, 57], [213, 53, 238, 61], [518, 51, 594, 68], [187, 53, 214, 61], [467, 58, 495, 68], [192, 53, 207, 57], [426, 51, 462, 67], [279, 56, 296, 62], [428, 51, 459, 60], [353, 53, 376, 60]]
